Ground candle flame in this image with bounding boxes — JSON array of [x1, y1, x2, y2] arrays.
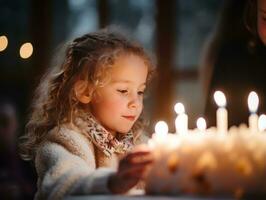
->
[[174, 102, 185, 114], [214, 91, 226, 107], [248, 91, 259, 113], [258, 114, 266, 131], [155, 121, 168, 137], [197, 117, 207, 131]]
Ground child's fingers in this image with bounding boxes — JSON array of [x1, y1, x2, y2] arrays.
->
[[131, 144, 150, 152], [119, 167, 144, 179], [131, 159, 154, 167], [120, 156, 153, 168], [124, 151, 154, 163], [130, 155, 154, 165], [123, 163, 152, 179], [120, 159, 153, 174], [127, 168, 146, 179], [129, 152, 154, 164], [127, 150, 152, 158]]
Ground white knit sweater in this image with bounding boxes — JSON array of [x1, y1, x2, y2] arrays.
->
[[34, 123, 147, 200]]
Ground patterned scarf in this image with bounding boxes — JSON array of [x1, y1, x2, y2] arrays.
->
[[74, 111, 134, 157]]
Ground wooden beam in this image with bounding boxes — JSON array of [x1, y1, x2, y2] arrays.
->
[[152, 0, 177, 132], [29, 0, 52, 86], [98, 0, 109, 28]]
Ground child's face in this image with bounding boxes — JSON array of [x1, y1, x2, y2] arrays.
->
[[90, 54, 148, 135], [258, 0, 266, 45]]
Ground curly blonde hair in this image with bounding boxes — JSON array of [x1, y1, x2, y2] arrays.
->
[[20, 28, 155, 161]]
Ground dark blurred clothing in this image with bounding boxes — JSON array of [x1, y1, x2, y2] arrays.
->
[[0, 99, 36, 199], [0, 140, 36, 200]]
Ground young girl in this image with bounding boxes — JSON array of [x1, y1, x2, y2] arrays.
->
[[20, 28, 155, 199]]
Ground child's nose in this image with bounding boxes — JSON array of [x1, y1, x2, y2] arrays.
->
[[128, 94, 141, 109]]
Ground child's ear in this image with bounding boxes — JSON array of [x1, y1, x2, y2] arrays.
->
[[74, 80, 91, 104]]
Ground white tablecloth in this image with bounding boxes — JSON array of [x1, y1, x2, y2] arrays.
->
[[65, 194, 234, 200], [65, 195, 235, 200], [64, 189, 236, 200]]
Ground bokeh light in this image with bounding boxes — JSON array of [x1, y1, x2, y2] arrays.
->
[[19, 42, 33, 59], [0, 35, 8, 52]]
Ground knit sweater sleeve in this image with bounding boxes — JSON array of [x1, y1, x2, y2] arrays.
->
[[35, 141, 116, 200]]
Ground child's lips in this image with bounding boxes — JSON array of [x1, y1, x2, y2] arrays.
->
[[122, 115, 136, 121]]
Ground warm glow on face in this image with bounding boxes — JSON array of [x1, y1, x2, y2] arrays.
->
[[19, 42, 33, 59], [248, 91, 259, 113], [214, 91, 226, 107], [174, 102, 185, 114], [0, 35, 8, 52], [90, 54, 148, 134], [197, 117, 207, 131], [155, 121, 168, 137], [258, 114, 266, 131]]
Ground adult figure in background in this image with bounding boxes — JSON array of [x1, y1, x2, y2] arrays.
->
[[200, 0, 266, 127]]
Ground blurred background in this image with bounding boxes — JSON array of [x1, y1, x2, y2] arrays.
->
[[0, 0, 223, 130], [4, 0, 262, 199]]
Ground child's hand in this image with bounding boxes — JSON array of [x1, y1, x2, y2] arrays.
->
[[108, 145, 154, 194]]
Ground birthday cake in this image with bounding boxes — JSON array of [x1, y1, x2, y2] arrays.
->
[[142, 91, 266, 198], [144, 126, 266, 198]]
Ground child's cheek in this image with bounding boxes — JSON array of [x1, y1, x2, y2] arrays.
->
[[106, 96, 126, 112]]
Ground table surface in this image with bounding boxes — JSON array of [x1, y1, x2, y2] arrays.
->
[[65, 195, 235, 200], [65, 190, 235, 200]]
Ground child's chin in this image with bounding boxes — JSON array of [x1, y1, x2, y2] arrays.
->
[[117, 126, 132, 134]]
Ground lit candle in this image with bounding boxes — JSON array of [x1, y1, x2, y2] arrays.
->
[[214, 91, 228, 134], [248, 91, 259, 133], [196, 117, 207, 133], [154, 121, 168, 140], [258, 114, 266, 132], [174, 102, 188, 135]]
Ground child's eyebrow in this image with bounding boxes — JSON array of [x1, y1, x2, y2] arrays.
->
[[112, 80, 131, 83], [112, 80, 146, 86]]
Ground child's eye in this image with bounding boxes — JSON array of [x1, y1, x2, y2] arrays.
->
[[138, 91, 145, 96], [117, 90, 128, 95]]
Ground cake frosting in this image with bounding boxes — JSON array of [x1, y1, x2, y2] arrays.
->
[[144, 124, 266, 198]]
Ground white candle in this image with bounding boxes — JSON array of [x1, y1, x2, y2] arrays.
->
[[248, 91, 259, 133], [214, 91, 228, 134], [258, 114, 266, 132], [196, 117, 207, 133], [174, 102, 188, 135], [154, 121, 168, 141]]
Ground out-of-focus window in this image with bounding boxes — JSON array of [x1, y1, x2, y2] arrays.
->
[[67, 0, 98, 38], [107, 0, 155, 51], [0, 0, 30, 70], [53, 0, 98, 45], [176, 0, 223, 69]]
